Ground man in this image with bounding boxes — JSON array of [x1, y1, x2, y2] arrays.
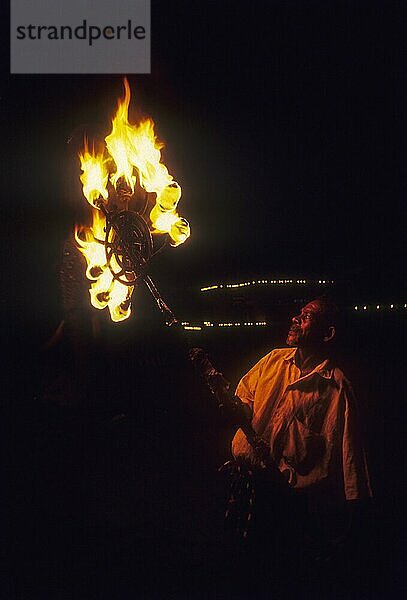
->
[[228, 297, 372, 591], [232, 296, 372, 501]]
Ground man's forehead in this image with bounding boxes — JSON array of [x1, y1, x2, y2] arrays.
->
[[302, 300, 323, 313]]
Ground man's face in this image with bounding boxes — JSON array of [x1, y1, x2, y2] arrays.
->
[[286, 300, 328, 348]]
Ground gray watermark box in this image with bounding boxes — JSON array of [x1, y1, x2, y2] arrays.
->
[[10, 0, 150, 74]]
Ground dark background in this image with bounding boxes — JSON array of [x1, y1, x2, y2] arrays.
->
[[3, 1, 406, 598]]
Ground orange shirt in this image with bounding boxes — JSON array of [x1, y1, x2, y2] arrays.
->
[[232, 348, 372, 500]]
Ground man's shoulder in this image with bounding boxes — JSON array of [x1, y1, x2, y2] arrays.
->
[[271, 347, 296, 359], [331, 366, 353, 391], [259, 347, 295, 366], [239, 348, 291, 382]]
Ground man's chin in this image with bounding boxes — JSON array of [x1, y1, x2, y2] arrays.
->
[[286, 334, 298, 347]]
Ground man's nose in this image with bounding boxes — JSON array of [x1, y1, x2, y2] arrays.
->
[[292, 314, 301, 324]]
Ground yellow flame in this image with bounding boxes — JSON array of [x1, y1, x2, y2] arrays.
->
[[105, 79, 137, 192], [103, 79, 190, 245], [169, 217, 190, 247], [76, 78, 190, 322], [79, 140, 109, 207], [74, 209, 133, 322], [74, 209, 107, 279]]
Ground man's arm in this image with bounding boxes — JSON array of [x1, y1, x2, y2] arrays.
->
[[341, 380, 373, 500], [234, 352, 270, 409]]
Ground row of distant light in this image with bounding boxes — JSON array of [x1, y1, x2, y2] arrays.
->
[[200, 278, 333, 292], [182, 321, 268, 331], [354, 303, 407, 311], [181, 304, 406, 331]]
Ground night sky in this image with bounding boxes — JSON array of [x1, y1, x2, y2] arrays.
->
[[5, 0, 405, 338]]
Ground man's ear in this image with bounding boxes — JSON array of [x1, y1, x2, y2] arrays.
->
[[323, 326, 335, 342]]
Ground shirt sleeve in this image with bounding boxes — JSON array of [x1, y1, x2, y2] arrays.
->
[[235, 353, 270, 406], [341, 380, 373, 500]]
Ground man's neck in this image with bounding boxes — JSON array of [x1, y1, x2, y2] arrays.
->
[[295, 346, 325, 376]]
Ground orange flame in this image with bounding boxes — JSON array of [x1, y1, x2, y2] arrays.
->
[[75, 209, 134, 323], [79, 140, 109, 206], [75, 79, 190, 322]]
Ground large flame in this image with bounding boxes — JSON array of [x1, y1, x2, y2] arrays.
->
[[75, 209, 133, 323], [79, 140, 109, 206], [75, 79, 190, 322]]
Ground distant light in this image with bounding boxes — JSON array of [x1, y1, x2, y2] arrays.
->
[[354, 306, 358, 310], [376, 305, 380, 309], [390, 304, 394, 309], [183, 326, 202, 331], [363, 306, 367, 310], [200, 277, 332, 291]]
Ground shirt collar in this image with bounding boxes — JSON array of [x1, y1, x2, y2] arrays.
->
[[283, 348, 297, 363], [283, 348, 334, 381]]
